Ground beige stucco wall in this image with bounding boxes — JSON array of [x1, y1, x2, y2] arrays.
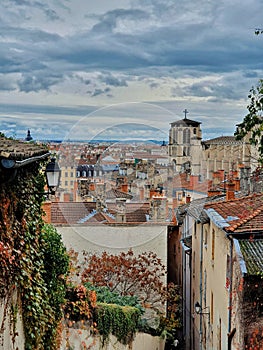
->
[[192, 221, 230, 350], [58, 224, 168, 349], [60, 329, 165, 350], [57, 224, 168, 263]]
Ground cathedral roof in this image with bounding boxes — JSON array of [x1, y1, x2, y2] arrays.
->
[[202, 136, 243, 145], [170, 118, 201, 127]]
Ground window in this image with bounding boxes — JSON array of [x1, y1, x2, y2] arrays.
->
[[183, 129, 190, 143], [193, 251, 195, 278], [70, 172, 74, 177], [65, 180, 68, 186], [65, 172, 68, 177], [210, 291, 214, 324], [193, 128, 197, 134], [211, 229, 215, 261], [204, 229, 208, 249]]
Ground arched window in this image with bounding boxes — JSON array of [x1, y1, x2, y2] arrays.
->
[[183, 129, 190, 143]]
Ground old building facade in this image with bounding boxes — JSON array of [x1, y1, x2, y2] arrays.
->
[[177, 193, 263, 349], [169, 114, 259, 180]]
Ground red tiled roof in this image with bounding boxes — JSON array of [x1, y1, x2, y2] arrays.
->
[[50, 201, 150, 224], [205, 193, 263, 233], [106, 188, 133, 200], [51, 202, 96, 224], [107, 202, 150, 223]]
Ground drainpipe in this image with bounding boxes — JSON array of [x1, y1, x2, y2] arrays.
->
[[226, 234, 234, 350], [199, 223, 204, 350]]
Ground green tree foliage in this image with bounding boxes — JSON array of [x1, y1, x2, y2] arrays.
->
[[40, 224, 69, 344], [235, 79, 263, 162]]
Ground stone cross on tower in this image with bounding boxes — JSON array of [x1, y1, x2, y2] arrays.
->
[[183, 109, 189, 119]]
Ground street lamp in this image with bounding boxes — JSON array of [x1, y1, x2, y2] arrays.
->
[[195, 301, 210, 315], [45, 158, 61, 195], [195, 301, 202, 314], [195, 301, 210, 350]]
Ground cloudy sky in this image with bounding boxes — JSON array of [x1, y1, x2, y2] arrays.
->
[[1, 0, 263, 141]]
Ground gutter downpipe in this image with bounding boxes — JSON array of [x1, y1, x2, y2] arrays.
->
[[13, 153, 50, 168], [226, 234, 233, 350], [199, 222, 203, 350]]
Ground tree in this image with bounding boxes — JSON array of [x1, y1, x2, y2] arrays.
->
[[235, 79, 263, 163], [81, 249, 166, 310]]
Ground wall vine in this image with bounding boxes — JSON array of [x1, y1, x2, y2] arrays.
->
[[0, 161, 69, 349]]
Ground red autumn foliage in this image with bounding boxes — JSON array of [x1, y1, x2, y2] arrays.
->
[[81, 249, 167, 310]]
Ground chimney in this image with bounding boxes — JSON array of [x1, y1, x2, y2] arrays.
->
[[239, 166, 250, 194], [116, 198, 126, 223], [150, 188, 157, 198], [140, 187, 145, 201], [232, 178, 240, 192], [207, 189, 221, 197], [73, 181, 78, 202], [186, 195, 191, 203], [212, 171, 221, 186], [42, 201, 51, 223], [151, 195, 168, 222], [226, 182, 235, 201], [64, 193, 70, 202], [121, 184, 128, 193], [89, 182, 95, 191], [217, 170, 225, 181], [189, 175, 199, 188]]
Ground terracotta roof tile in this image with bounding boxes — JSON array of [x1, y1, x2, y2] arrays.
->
[[50, 201, 151, 224], [204, 193, 263, 233], [51, 202, 96, 224]]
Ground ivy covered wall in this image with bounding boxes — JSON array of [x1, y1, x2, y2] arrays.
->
[[0, 161, 69, 350]]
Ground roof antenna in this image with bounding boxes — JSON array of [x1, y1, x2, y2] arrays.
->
[[183, 109, 189, 120]]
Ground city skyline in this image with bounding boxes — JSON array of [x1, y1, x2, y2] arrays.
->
[[1, 0, 263, 141]]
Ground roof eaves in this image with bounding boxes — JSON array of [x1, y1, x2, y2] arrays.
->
[[233, 239, 248, 276], [205, 208, 230, 229]]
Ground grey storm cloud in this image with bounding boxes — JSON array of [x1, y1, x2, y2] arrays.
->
[[1, 0, 263, 139], [18, 73, 64, 92], [98, 73, 128, 87], [0, 0, 263, 81], [87, 87, 112, 97]]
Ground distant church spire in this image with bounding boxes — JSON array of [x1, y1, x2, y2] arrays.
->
[[25, 129, 33, 141], [183, 109, 189, 119]]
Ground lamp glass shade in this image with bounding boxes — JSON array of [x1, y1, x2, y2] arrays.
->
[[195, 302, 202, 314], [45, 158, 61, 189], [1, 158, 15, 169]]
